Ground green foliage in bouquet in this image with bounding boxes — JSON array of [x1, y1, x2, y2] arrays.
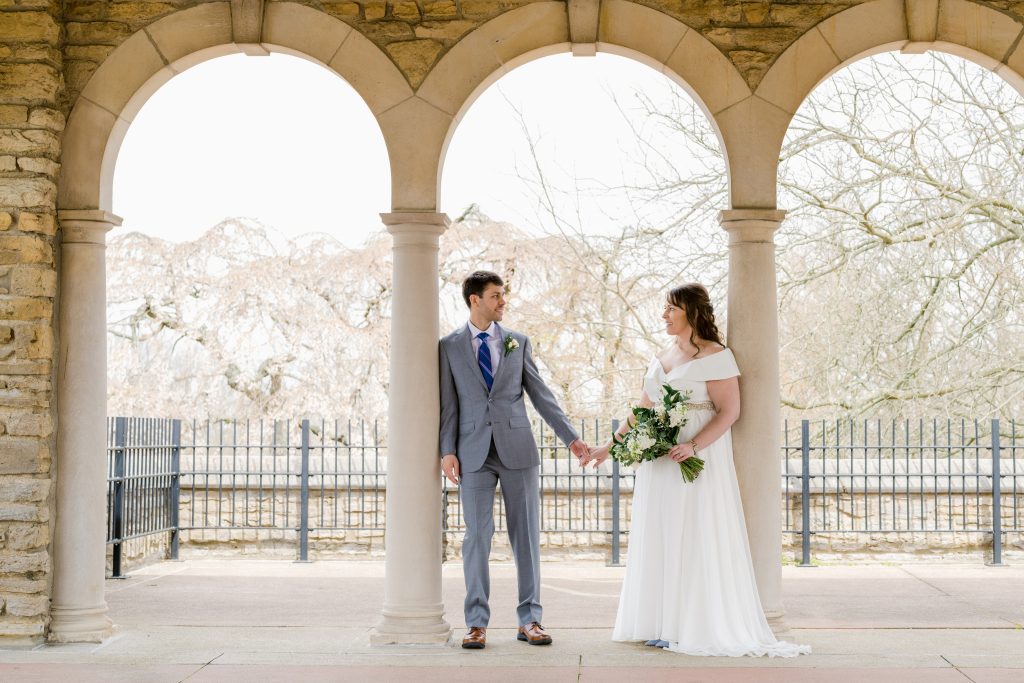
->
[[609, 383, 705, 482]]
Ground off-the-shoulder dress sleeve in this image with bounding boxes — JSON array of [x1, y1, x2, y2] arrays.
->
[[688, 348, 741, 381]]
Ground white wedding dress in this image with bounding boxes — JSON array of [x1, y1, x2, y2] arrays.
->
[[612, 349, 810, 657]]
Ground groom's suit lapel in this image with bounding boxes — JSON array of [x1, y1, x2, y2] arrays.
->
[[488, 324, 514, 392], [457, 325, 490, 394]]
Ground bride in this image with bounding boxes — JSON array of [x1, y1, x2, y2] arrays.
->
[[582, 283, 810, 657]]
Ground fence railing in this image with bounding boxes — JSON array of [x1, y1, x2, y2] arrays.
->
[[106, 416, 1023, 572], [105, 417, 181, 577]]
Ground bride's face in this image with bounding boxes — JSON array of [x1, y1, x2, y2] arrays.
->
[[662, 300, 690, 337]]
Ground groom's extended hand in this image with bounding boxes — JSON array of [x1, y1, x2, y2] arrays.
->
[[569, 439, 590, 462]]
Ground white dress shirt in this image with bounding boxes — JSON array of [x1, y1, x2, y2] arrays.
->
[[468, 321, 501, 374]]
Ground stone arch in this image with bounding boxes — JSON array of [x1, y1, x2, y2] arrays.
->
[[728, 0, 1024, 207], [386, 0, 750, 211], [58, 1, 410, 213]]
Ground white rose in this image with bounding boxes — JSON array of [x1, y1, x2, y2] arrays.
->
[[669, 405, 687, 428]]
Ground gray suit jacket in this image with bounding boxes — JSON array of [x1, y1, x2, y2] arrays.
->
[[439, 324, 579, 473]]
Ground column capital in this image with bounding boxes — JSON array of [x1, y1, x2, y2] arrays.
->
[[58, 210, 123, 245], [719, 208, 786, 244], [381, 211, 450, 235]]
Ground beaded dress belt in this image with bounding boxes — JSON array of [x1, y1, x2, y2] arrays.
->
[[688, 401, 716, 412]]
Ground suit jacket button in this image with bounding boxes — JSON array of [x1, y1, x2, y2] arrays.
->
[[485, 421, 491, 426]]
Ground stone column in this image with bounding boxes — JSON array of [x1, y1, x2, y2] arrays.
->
[[719, 208, 786, 629], [49, 209, 121, 643], [370, 211, 452, 646]]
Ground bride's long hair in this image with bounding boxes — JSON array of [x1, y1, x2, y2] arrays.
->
[[667, 283, 724, 353]]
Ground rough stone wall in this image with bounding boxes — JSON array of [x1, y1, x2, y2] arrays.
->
[[309, 0, 549, 88], [632, 0, 868, 89], [62, 0, 198, 111], [0, 0, 62, 647]]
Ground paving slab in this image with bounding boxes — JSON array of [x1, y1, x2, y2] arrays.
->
[[2, 559, 1023, 682]]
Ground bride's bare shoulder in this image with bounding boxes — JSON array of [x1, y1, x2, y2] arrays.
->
[[697, 342, 728, 359]]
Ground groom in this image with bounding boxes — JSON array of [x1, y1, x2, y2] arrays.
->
[[440, 270, 589, 649]]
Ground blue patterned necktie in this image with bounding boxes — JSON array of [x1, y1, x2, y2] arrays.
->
[[476, 331, 494, 390]]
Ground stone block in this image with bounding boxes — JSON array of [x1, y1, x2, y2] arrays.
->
[[0, 177, 56, 210], [461, 0, 503, 20], [16, 157, 60, 177], [322, 2, 360, 20], [423, 0, 458, 19], [385, 39, 444, 89], [0, 439, 48, 474], [26, 108, 64, 133], [0, 11, 60, 44], [364, 1, 386, 20], [16, 212, 56, 236], [24, 324, 52, 359], [359, 20, 415, 42], [9, 44, 61, 65], [107, 1, 178, 24], [0, 235, 52, 266], [64, 59, 100, 99], [65, 21, 135, 45], [10, 266, 57, 297], [0, 576, 47, 593], [0, 156, 15, 172], [937, 0, 1023, 63], [2, 593, 49, 617], [81, 29, 167, 116], [0, 64, 61, 104], [64, 1, 107, 21], [0, 129, 60, 157], [329, 28, 412, 115], [665, 26, 750, 115], [2, 411, 51, 438], [817, 0, 906, 63], [7, 525, 49, 551], [0, 297, 52, 320], [414, 20, 476, 42], [0, 502, 48, 522], [263, 2, 351, 65], [0, 105, 28, 126], [599, 0, 687, 64], [0, 213, 11, 230], [64, 44, 116, 62], [393, 1, 420, 21], [0, 480, 49, 504]]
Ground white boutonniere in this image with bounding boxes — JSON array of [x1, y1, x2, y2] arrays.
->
[[503, 334, 519, 357]]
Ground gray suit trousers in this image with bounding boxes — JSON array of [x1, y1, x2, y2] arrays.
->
[[460, 441, 541, 628]]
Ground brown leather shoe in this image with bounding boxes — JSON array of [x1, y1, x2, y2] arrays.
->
[[517, 622, 552, 645], [461, 627, 486, 649]]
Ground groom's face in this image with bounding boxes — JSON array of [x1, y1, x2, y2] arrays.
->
[[473, 283, 506, 322]]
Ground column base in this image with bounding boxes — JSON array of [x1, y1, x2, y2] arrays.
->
[[369, 605, 452, 646], [48, 605, 115, 644], [765, 607, 791, 638]]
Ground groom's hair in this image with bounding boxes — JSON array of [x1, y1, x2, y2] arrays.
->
[[462, 270, 504, 307]]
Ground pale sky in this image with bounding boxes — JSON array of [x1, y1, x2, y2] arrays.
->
[[112, 51, 695, 247]]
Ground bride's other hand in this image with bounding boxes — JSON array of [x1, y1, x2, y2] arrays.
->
[[668, 442, 696, 462]]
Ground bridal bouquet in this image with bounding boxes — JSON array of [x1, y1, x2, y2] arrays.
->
[[610, 383, 705, 482]]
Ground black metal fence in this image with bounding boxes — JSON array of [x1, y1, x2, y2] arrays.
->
[[105, 417, 181, 577], [106, 416, 1023, 573]]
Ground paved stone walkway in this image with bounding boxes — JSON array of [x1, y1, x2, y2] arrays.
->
[[1, 559, 1022, 682]]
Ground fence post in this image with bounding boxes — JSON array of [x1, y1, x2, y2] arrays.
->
[[170, 419, 181, 561], [989, 418, 1005, 567], [608, 419, 622, 567], [111, 417, 127, 578], [799, 419, 813, 567], [297, 419, 311, 562]]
